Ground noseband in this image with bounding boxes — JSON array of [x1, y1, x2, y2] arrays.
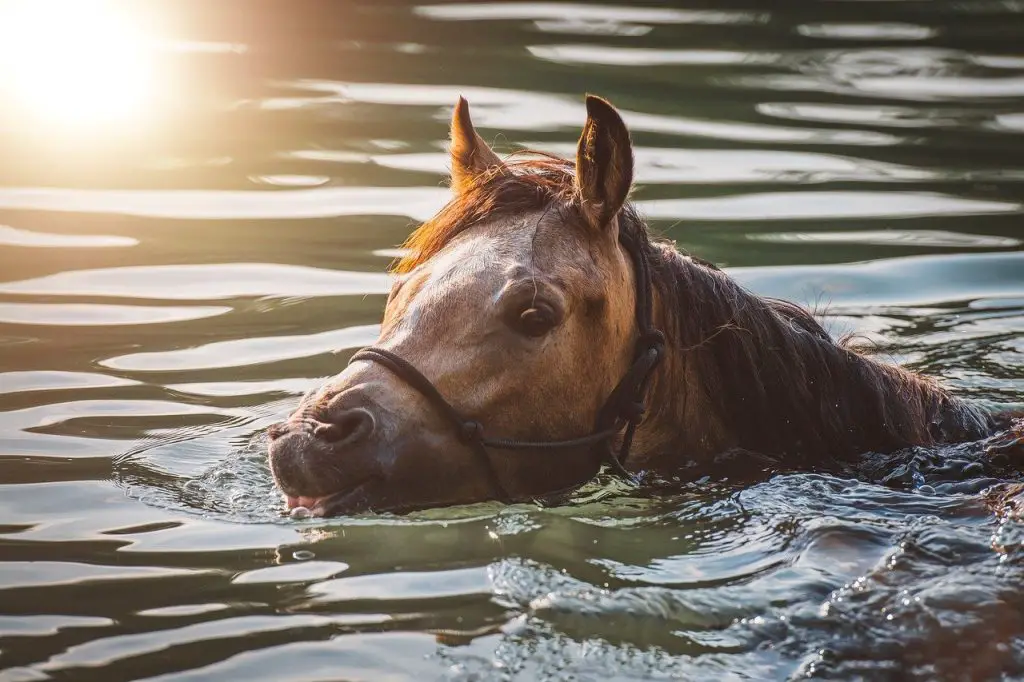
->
[[349, 230, 666, 503]]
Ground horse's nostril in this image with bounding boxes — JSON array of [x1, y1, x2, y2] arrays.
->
[[267, 422, 288, 440], [313, 422, 344, 442], [313, 409, 374, 447]]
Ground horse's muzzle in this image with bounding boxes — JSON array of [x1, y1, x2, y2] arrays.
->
[[266, 406, 377, 503]]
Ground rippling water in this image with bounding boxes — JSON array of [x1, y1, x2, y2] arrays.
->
[[1, 1, 1023, 680]]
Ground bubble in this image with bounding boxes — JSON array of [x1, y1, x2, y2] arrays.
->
[[289, 506, 311, 520], [182, 479, 206, 493]]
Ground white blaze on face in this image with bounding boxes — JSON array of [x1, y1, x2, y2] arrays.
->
[[385, 216, 541, 350], [375, 214, 548, 416]]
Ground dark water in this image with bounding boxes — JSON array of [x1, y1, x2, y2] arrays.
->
[[1, 1, 1023, 680]]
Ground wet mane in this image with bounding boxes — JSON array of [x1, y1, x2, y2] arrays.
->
[[395, 156, 993, 462], [646, 251, 992, 460]]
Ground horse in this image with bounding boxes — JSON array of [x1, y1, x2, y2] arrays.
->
[[267, 95, 1017, 517]]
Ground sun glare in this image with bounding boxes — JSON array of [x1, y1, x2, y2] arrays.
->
[[0, 0, 155, 129]]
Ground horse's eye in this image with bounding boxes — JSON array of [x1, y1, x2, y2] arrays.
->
[[516, 305, 556, 337]]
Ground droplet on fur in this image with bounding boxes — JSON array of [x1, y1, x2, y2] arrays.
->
[[290, 506, 311, 519]]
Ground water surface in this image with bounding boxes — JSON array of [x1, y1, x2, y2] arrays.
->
[[1, 1, 1023, 680]]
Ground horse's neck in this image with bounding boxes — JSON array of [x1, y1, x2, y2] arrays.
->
[[634, 246, 991, 468]]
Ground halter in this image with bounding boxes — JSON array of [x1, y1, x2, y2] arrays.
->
[[349, 229, 666, 503]]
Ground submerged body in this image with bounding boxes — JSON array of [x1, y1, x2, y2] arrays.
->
[[267, 95, 1002, 516]]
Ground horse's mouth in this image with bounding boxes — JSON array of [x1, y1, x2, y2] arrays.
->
[[284, 494, 324, 510], [282, 477, 380, 517]]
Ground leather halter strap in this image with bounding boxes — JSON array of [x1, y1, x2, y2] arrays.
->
[[349, 230, 665, 503]]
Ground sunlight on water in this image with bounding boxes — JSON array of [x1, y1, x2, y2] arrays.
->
[[0, 0, 155, 129]]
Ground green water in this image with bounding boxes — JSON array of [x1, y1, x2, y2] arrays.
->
[[1, 1, 1023, 680]]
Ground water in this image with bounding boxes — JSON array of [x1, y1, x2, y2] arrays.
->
[[1, 1, 1023, 679]]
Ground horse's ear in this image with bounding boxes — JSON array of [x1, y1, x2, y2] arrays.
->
[[450, 96, 506, 194], [575, 95, 634, 232]]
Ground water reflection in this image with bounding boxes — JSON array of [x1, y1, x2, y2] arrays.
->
[[0, 370, 137, 395], [413, 3, 764, 29], [0, 263, 391, 299], [796, 23, 937, 41], [0, 186, 448, 221], [732, 251, 1024, 308], [102, 323, 380, 372], [751, 230, 1021, 249], [269, 81, 901, 145], [642, 191, 1020, 221], [0, 225, 137, 248], [528, 45, 774, 67], [732, 47, 1024, 102], [0, 302, 230, 326]]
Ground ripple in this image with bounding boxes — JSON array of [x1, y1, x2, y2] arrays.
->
[[358, 145, 943, 184], [491, 558, 763, 652], [527, 583, 752, 629], [0, 263, 391, 300], [102, 324, 379, 372], [750, 230, 1021, 248], [137, 604, 231, 617], [990, 112, 1024, 133], [526, 145, 937, 184], [735, 48, 1024, 102], [531, 20, 652, 37], [0, 186, 448, 221], [598, 541, 787, 586], [528, 45, 773, 66], [166, 378, 318, 398], [758, 102, 974, 129], [0, 615, 112, 637], [307, 566, 490, 603], [248, 175, 331, 188], [975, 55, 1024, 70], [803, 522, 1020, 679], [0, 480, 296, 545], [0, 400, 237, 432], [0, 303, 232, 326], [853, 75, 1024, 101], [1, 432, 132, 458], [731, 251, 1024, 307], [123, 633, 427, 682], [36, 614, 385, 673], [414, 3, 762, 26], [0, 562, 205, 591], [272, 81, 900, 146], [0, 371, 138, 395], [641, 191, 1020, 221], [0, 225, 137, 248], [734, 72, 1024, 102], [232, 561, 349, 585], [797, 23, 937, 41]]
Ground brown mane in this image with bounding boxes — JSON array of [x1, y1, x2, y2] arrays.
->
[[646, 253, 992, 461], [395, 154, 586, 274], [395, 155, 994, 463]]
